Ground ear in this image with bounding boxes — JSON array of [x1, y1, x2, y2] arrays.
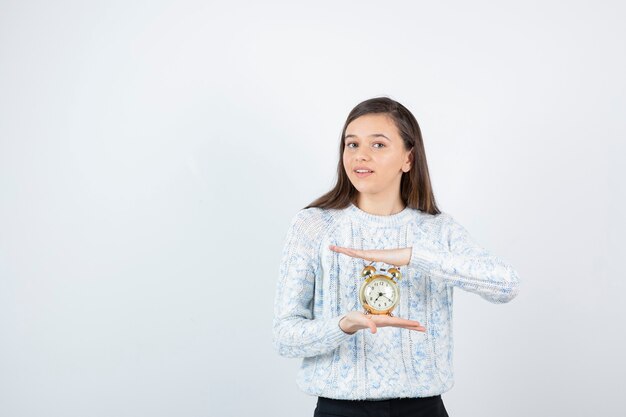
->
[[403, 147, 414, 173]]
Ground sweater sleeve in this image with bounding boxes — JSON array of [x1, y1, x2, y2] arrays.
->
[[272, 209, 356, 359], [408, 213, 521, 304]]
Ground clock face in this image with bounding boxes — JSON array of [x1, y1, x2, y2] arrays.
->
[[364, 278, 397, 311]]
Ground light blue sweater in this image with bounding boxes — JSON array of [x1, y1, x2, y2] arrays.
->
[[272, 202, 521, 400]]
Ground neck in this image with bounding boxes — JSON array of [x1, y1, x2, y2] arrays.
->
[[354, 194, 406, 216]]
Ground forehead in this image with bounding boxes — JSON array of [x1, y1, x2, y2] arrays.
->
[[345, 113, 398, 137]]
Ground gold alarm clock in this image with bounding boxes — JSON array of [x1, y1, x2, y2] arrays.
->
[[358, 261, 402, 316]]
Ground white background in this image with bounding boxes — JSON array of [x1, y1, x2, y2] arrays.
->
[[1, 1, 624, 416]]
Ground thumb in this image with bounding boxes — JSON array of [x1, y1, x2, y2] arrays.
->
[[365, 316, 377, 334]]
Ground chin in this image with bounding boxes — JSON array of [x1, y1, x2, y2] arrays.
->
[[352, 184, 377, 194]]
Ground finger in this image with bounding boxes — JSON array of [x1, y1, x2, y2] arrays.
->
[[400, 323, 426, 332], [389, 317, 424, 327], [374, 316, 425, 331], [367, 315, 426, 332], [398, 319, 421, 326], [403, 324, 425, 332], [329, 245, 358, 255], [362, 313, 377, 333], [341, 247, 368, 260], [371, 315, 416, 325], [369, 322, 377, 333], [329, 245, 377, 262]]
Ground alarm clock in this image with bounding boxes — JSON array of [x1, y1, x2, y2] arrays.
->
[[358, 261, 402, 316]]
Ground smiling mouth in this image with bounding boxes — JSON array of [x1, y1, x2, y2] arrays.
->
[[354, 170, 374, 178]]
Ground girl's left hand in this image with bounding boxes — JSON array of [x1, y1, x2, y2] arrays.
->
[[329, 245, 412, 266]]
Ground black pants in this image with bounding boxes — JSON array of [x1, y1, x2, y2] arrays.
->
[[314, 395, 449, 417]]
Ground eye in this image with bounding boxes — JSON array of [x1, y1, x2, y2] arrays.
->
[[345, 142, 385, 149]]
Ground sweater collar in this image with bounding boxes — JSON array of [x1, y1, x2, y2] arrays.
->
[[347, 202, 414, 227]]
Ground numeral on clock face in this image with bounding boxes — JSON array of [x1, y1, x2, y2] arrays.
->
[[364, 278, 396, 310]]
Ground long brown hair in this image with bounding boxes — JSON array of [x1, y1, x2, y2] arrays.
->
[[304, 96, 441, 215]]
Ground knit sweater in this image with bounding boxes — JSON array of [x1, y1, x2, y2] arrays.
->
[[272, 202, 521, 400]]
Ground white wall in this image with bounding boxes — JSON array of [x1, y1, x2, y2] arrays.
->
[[1, 1, 624, 416]]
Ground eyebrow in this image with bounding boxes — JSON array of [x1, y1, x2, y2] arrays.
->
[[344, 133, 391, 141]]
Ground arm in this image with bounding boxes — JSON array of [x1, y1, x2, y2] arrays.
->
[[272, 209, 356, 359], [409, 213, 521, 303]]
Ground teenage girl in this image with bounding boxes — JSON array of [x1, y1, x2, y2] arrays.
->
[[272, 97, 521, 417]]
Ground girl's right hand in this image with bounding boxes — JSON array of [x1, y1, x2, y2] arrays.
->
[[338, 311, 427, 334]]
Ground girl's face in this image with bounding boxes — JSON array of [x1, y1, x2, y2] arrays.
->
[[343, 113, 413, 197]]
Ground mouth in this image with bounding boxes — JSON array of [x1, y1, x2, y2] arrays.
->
[[354, 169, 374, 178]]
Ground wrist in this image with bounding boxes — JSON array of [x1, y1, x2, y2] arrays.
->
[[338, 315, 357, 335]]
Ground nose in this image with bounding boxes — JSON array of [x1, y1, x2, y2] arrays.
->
[[354, 147, 371, 162]]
